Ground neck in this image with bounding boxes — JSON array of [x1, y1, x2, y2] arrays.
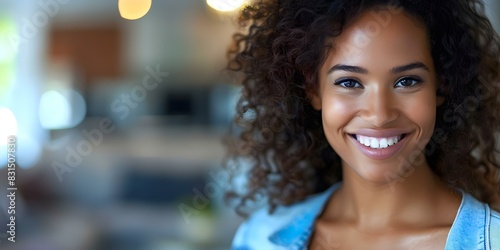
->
[[327, 160, 457, 231]]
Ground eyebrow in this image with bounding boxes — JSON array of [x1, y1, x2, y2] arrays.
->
[[328, 64, 368, 74], [327, 62, 430, 74], [391, 62, 430, 74]]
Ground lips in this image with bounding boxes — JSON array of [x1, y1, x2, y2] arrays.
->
[[347, 129, 411, 160]]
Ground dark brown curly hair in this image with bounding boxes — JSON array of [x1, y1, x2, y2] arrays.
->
[[223, 0, 500, 215]]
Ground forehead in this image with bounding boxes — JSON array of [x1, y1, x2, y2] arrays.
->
[[324, 9, 433, 70]]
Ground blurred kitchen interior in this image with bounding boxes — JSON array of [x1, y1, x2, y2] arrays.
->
[[0, 0, 246, 250], [1, 0, 500, 250]]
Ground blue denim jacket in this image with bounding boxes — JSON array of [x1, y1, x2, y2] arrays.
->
[[232, 183, 500, 249]]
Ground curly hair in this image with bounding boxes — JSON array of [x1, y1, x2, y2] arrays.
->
[[223, 0, 500, 215]]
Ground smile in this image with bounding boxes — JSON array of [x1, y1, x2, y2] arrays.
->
[[351, 134, 407, 149], [348, 131, 410, 160]]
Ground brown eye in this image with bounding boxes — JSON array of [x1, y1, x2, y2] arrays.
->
[[334, 79, 363, 89], [395, 77, 422, 88]]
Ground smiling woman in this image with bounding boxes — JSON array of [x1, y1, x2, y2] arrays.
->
[[224, 0, 500, 249], [309, 11, 441, 185]]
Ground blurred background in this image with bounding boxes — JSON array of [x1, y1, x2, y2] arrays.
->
[[0, 1, 499, 250], [0, 0, 245, 249]]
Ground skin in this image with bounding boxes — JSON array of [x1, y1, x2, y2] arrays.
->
[[308, 10, 461, 250]]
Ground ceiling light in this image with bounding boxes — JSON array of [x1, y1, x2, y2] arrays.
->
[[206, 0, 246, 12], [118, 0, 152, 20]]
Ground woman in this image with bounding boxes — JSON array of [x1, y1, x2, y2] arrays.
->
[[224, 0, 500, 249]]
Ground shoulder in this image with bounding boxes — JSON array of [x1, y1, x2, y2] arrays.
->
[[489, 208, 500, 249], [231, 203, 303, 250], [447, 192, 500, 250], [231, 183, 341, 250]]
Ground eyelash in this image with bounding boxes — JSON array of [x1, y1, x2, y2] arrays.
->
[[334, 76, 423, 89], [394, 76, 423, 88], [334, 77, 363, 88]]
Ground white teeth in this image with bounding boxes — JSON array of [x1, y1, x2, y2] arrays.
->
[[355, 135, 402, 149], [380, 138, 388, 148], [388, 138, 395, 146], [369, 138, 379, 148]]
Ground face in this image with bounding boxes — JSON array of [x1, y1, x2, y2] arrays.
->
[[309, 10, 442, 184]]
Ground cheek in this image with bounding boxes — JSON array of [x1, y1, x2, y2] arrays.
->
[[321, 96, 357, 137], [403, 93, 437, 136]]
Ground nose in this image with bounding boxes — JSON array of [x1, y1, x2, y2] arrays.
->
[[359, 87, 399, 127]]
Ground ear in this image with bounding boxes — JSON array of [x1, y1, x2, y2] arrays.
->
[[307, 86, 322, 110]]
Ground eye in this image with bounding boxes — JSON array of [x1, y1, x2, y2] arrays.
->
[[334, 78, 363, 89], [394, 77, 422, 88]]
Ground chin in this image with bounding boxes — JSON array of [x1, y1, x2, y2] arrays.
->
[[349, 162, 408, 185]]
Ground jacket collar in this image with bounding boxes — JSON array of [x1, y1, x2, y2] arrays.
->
[[445, 191, 488, 249], [268, 182, 342, 248], [268, 184, 488, 250]]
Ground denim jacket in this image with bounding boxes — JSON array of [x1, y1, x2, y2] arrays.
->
[[232, 183, 500, 250]]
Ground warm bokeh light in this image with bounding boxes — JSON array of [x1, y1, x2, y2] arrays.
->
[[206, 0, 246, 12], [118, 0, 152, 20]]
